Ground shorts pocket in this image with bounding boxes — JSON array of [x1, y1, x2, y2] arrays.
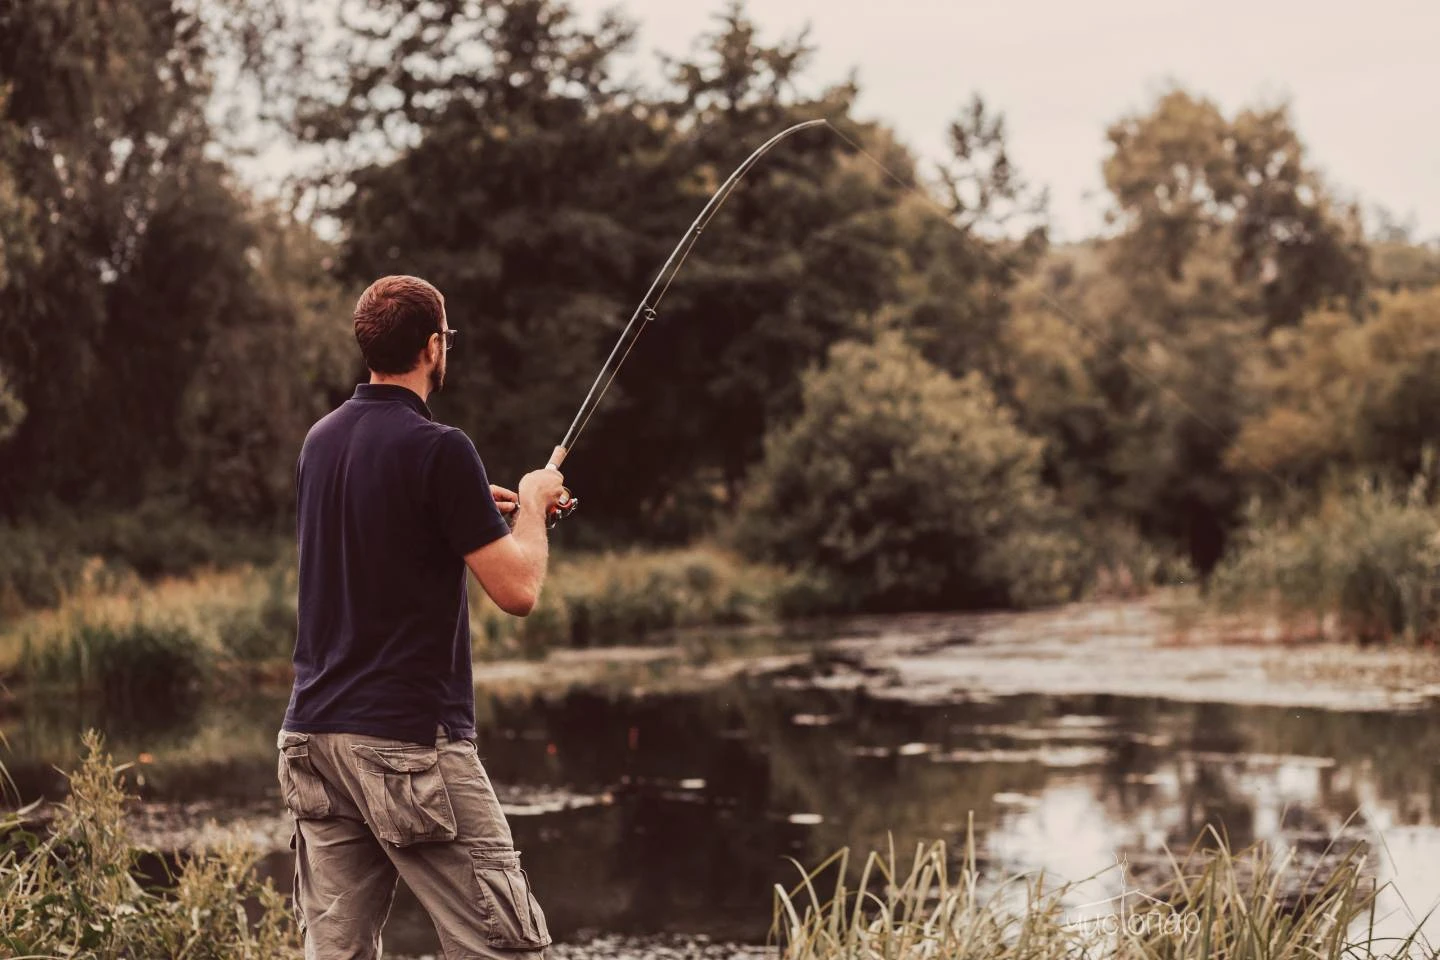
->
[[349, 742, 457, 846], [471, 849, 552, 950], [277, 731, 332, 819]]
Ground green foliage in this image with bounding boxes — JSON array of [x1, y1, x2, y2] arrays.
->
[[1006, 215, 1261, 573], [0, 731, 299, 958], [1374, 240, 1440, 293], [23, 622, 209, 713], [1230, 287, 1440, 483], [773, 830, 1401, 960], [0, 507, 287, 616], [1211, 480, 1440, 644], [305, 0, 1037, 538], [471, 546, 788, 653], [739, 334, 1086, 611], [216, 565, 298, 661], [0, 0, 350, 521], [1103, 88, 1368, 331]]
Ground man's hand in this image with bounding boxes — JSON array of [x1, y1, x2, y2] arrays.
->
[[465, 467, 564, 617], [518, 468, 566, 517], [490, 484, 519, 517]]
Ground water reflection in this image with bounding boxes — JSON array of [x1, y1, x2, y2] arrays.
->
[[6, 661, 1440, 953]]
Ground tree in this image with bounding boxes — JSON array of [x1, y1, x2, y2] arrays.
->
[[578, 2, 913, 529], [0, 0, 348, 519], [1228, 287, 1440, 485], [885, 94, 1049, 384], [1104, 88, 1368, 331], [738, 333, 1084, 611]]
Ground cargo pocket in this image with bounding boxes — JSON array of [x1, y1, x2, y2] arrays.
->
[[471, 849, 552, 950], [277, 731, 332, 819], [289, 831, 307, 937], [349, 742, 457, 846]]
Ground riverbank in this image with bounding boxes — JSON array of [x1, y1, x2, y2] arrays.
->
[[9, 595, 1440, 954]]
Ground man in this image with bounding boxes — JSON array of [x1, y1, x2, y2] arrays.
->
[[277, 275, 567, 959]]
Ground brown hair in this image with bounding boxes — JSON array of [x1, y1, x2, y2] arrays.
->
[[353, 275, 445, 374]]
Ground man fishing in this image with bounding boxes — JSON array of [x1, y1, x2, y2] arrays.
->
[[276, 274, 565, 959]]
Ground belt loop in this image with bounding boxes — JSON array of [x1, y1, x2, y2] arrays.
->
[[435, 723, 449, 743]]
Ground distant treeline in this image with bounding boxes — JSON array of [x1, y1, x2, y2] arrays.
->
[[3, 0, 1439, 617]]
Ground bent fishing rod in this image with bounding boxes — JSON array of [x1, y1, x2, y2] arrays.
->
[[537, 118, 830, 526]]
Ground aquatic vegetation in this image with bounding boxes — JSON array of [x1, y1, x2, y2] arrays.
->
[[0, 731, 299, 958], [1211, 481, 1440, 644], [773, 827, 1425, 959], [471, 545, 795, 654]]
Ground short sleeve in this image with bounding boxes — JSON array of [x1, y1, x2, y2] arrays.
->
[[428, 429, 511, 557]]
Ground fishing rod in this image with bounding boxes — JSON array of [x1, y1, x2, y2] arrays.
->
[[537, 114, 1303, 535], [538, 118, 829, 526]]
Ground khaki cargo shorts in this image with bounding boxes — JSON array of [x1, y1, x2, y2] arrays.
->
[[276, 727, 550, 960]]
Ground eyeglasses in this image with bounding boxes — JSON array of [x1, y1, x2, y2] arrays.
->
[[439, 329, 457, 351]]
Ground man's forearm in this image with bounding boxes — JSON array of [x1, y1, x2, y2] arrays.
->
[[509, 501, 550, 606]]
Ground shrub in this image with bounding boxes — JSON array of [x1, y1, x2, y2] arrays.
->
[[471, 546, 788, 654], [738, 334, 1087, 612], [1211, 479, 1440, 644], [217, 565, 298, 661], [22, 621, 209, 714], [0, 506, 287, 619], [0, 731, 299, 957]]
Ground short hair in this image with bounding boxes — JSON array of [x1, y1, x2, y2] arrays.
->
[[353, 275, 445, 374]]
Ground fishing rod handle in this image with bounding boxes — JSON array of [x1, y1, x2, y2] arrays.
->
[[502, 489, 577, 530], [544, 445, 576, 526], [503, 446, 577, 530]]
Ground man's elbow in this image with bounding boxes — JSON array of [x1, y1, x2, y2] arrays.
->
[[495, 588, 538, 618]]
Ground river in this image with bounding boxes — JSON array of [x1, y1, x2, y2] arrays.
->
[[5, 599, 1440, 956]]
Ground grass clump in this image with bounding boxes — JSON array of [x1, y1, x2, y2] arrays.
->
[[1211, 481, 1440, 644], [774, 827, 1419, 960], [472, 545, 792, 655], [1, 563, 297, 701], [23, 621, 208, 713], [0, 730, 299, 958], [0, 505, 286, 617]]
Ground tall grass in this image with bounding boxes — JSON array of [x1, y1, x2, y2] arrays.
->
[[0, 731, 299, 957], [773, 825, 1425, 959], [2, 546, 801, 691], [1211, 481, 1440, 644], [1, 564, 295, 707], [0, 506, 286, 617], [471, 546, 797, 656]]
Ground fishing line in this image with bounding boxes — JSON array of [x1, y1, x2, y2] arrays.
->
[[553, 118, 1403, 578]]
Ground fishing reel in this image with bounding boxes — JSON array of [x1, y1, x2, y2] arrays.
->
[[503, 489, 577, 530], [505, 452, 578, 530], [549, 490, 578, 528]]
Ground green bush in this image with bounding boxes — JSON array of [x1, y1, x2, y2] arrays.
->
[[217, 565, 298, 661], [472, 546, 789, 653], [738, 333, 1088, 612], [0, 731, 299, 957], [1211, 479, 1440, 643], [0, 506, 287, 619], [23, 621, 209, 711]]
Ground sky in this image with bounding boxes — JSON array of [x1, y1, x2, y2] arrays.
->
[[558, 0, 1440, 242]]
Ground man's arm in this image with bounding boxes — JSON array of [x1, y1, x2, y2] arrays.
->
[[463, 468, 565, 616]]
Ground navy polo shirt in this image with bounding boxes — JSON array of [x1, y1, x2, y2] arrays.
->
[[282, 383, 511, 744]]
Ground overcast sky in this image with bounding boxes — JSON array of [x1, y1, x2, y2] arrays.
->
[[569, 0, 1439, 242]]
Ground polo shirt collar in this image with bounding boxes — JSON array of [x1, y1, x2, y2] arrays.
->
[[353, 383, 434, 421]]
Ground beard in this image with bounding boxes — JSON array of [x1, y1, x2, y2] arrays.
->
[[429, 357, 446, 394]]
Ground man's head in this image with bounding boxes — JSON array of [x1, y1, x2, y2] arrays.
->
[[353, 275, 451, 395]]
